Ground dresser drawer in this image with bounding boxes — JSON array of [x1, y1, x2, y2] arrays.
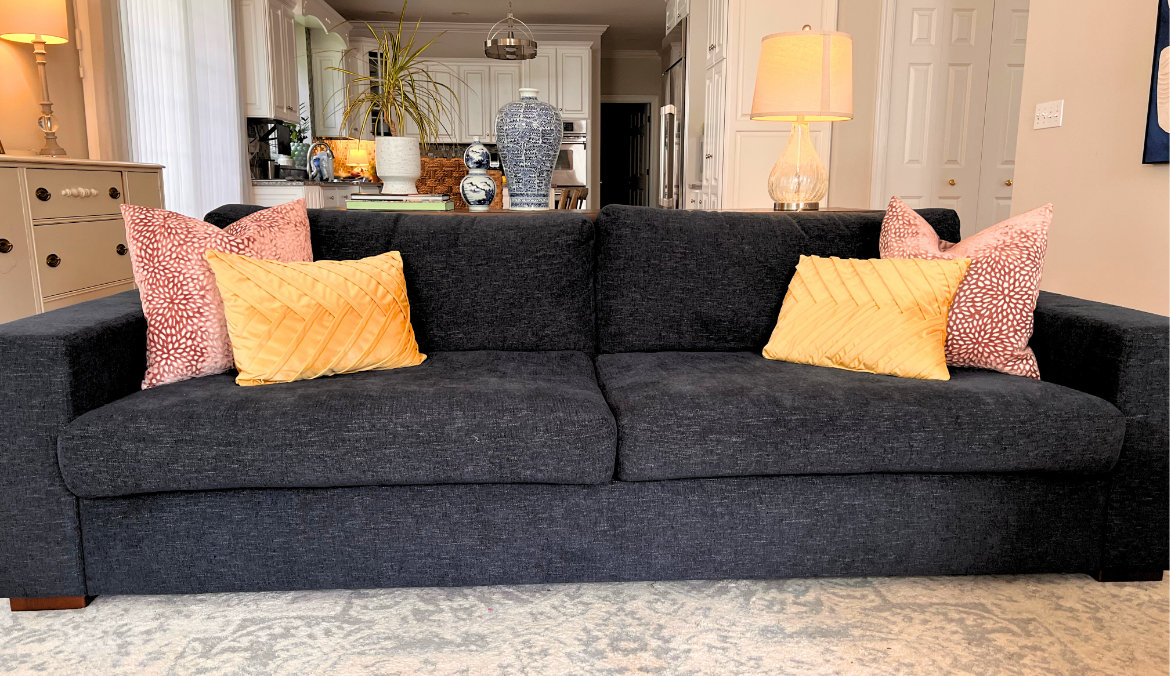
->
[[34, 218, 133, 297], [26, 169, 126, 221]]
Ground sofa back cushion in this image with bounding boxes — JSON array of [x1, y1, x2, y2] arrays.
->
[[204, 206, 597, 353], [595, 205, 961, 353]]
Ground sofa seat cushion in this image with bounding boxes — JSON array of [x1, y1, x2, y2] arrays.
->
[[595, 352, 1125, 481], [59, 351, 617, 498]]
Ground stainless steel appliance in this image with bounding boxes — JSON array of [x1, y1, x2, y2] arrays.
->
[[660, 20, 686, 208], [552, 120, 588, 187]]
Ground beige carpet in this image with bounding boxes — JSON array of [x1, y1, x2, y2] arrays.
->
[[1, 573, 1166, 675]]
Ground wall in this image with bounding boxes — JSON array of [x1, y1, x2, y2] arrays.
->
[[826, 0, 881, 208], [600, 53, 660, 97], [1010, 0, 1168, 316], [0, 4, 89, 158]]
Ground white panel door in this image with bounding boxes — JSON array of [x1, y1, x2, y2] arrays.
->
[[706, 0, 728, 66], [880, 0, 994, 226], [459, 65, 492, 142], [974, 0, 1028, 233], [701, 59, 726, 208], [556, 48, 591, 119], [489, 64, 522, 139], [521, 51, 556, 107]]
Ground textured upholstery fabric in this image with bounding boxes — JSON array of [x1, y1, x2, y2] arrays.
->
[[595, 205, 962, 353], [59, 351, 616, 498], [207, 250, 426, 386], [1031, 291, 1170, 572], [596, 351, 1124, 481], [125, 201, 313, 389], [0, 290, 146, 598], [763, 256, 970, 380], [204, 206, 597, 353], [79, 474, 1107, 595]]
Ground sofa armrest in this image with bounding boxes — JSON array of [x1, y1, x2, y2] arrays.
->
[[1030, 291, 1169, 572], [0, 291, 146, 597]]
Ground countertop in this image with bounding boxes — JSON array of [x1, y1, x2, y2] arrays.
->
[[251, 179, 374, 187]]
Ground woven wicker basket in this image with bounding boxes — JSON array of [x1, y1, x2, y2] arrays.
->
[[417, 158, 504, 210]]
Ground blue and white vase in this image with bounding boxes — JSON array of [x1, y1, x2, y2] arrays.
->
[[459, 137, 496, 212], [495, 88, 563, 210]]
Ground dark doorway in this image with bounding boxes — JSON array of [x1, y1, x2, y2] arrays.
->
[[600, 102, 651, 207]]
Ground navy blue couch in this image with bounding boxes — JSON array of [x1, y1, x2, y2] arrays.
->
[[0, 205, 1165, 601]]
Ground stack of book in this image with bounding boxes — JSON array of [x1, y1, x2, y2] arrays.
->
[[345, 194, 455, 211]]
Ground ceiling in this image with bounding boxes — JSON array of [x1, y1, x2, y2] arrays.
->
[[327, 0, 664, 51]]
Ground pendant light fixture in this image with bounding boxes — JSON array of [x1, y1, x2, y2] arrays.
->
[[485, 3, 537, 60]]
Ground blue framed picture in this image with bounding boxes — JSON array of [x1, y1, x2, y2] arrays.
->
[[1144, 0, 1169, 163]]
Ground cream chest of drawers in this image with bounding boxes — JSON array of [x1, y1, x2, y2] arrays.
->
[[0, 157, 164, 324]]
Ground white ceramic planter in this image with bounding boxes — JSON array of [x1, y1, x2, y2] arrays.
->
[[375, 136, 421, 194]]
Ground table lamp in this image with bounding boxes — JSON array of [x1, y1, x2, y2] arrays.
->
[[751, 26, 852, 211], [347, 147, 370, 177], [0, 0, 70, 157]]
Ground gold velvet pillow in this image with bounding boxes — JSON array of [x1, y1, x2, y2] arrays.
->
[[206, 250, 426, 386], [763, 255, 971, 380]]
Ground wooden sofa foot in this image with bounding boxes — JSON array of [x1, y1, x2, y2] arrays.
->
[[8, 596, 93, 611], [1093, 570, 1165, 582]]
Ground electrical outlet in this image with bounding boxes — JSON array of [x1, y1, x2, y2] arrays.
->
[[1034, 100, 1064, 129]]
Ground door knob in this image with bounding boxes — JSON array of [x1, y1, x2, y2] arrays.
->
[[0, 239, 11, 253], [1005, 179, 1013, 186], [948, 179, 956, 186], [46, 254, 61, 268]]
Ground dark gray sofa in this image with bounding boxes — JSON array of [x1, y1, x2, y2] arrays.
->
[[1, 205, 1165, 603]]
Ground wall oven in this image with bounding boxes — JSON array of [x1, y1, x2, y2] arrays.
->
[[552, 120, 587, 187]]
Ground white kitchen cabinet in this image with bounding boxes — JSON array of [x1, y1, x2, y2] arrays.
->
[[521, 44, 591, 119], [701, 58, 726, 209], [251, 182, 357, 209], [489, 64, 522, 135], [667, 0, 679, 32], [677, 0, 690, 21], [458, 65, 492, 142], [556, 47, 591, 119], [706, 0, 728, 67], [240, 0, 298, 122], [312, 48, 348, 136], [429, 65, 460, 143]]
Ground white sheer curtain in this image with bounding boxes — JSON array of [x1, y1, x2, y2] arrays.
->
[[120, 0, 245, 218]]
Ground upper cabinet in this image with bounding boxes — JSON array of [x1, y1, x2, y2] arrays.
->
[[706, 0, 728, 67], [240, 0, 298, 122], [522, 43, 592, 120], [667, 0, 690, 32]]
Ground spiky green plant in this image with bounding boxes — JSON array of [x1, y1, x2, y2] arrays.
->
[[331, 1, 459, 144]]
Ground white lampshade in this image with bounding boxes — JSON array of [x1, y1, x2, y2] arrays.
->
[[0, 0, 69, 44], [751, 28, 852, 122]]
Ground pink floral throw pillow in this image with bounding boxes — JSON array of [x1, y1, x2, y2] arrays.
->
[[878, 196, 1051, 379], [122, 200, 313, 389]]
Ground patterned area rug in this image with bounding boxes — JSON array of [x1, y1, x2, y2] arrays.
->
[[2, 574, 1166, 675]]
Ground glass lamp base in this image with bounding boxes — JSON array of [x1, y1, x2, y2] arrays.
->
[[767, 120, 827, 207], [775, 202, 820, 211]]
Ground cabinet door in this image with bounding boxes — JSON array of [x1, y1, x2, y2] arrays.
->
[[240, 0, 272, 118], [312, 49, 347, 136], [343, 50, 364, 137], [706, 0, 728, 67], [702, 60, 726, 205], [267, 0, 290, 120], [556, 48, 590, 119], [489, 64, 522, 140], [277, 1, 299, 122], [459, 65, 491, 143], [429, 65, 459, 143], [521, 51, 556, 107], [667, 0, 678, 32]]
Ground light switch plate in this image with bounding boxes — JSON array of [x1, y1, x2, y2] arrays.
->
[[1034, 100, 1064, 129]]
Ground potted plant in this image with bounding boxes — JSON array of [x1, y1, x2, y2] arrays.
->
[[334, 2, 458, 195], [286, 104, 310, 169]]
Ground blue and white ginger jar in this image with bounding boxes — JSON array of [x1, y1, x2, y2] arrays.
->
[[459, 137, 496, 212], [495, 88, 562, 210]]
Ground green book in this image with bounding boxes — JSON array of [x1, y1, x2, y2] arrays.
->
[[345, 200, 455, 211]]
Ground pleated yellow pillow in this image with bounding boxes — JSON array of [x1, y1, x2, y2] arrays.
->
[[206, 250, 426, 386], [763, 255, 971, 380]]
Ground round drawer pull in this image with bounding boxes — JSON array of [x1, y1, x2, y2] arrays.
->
[[110, 187, 121, 199], [35, 187, 50, 201], [116, 244, 128, 256], [0, 239, 12, 254], [46, 254, 61, 268]]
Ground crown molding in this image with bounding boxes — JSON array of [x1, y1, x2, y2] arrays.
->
[[602, 49, 660, 59], [352, 21, 609, 37]]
